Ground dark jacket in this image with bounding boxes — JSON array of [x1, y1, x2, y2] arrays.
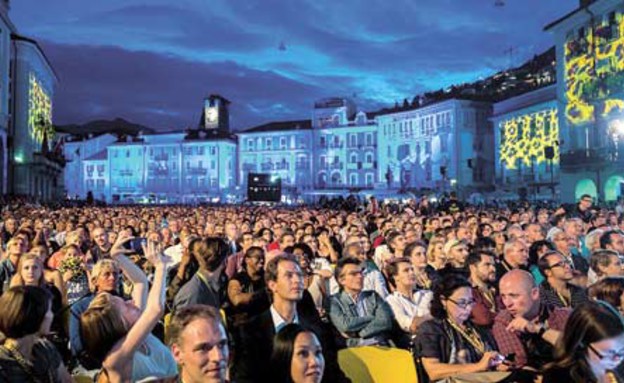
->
[[233, 299, 350, 383]]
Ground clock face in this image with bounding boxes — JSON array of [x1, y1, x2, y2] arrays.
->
[[207, 108, 218, 123]]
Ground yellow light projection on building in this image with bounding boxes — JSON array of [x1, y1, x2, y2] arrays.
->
[[564, 13, 624, 126], [499, 108, 559, 169], [28, 72, 53, 144]]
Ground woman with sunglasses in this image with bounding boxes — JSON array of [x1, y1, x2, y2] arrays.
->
[[415, 273, 508, 382], [543, 300, 624, 382]]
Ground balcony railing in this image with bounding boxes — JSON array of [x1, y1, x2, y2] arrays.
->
[[154, 154, 169, 161], [275, 163, 289, 170]]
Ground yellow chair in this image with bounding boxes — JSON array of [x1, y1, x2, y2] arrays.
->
[[338, 346, 418, 383], [73, 375, 93, 383]]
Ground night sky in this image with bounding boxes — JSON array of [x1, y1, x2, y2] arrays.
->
[[11, 0, 578, 131]]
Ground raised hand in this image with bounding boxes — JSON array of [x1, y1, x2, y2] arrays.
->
[[142, 240, 171, 269], [110, 231, 134, 256]]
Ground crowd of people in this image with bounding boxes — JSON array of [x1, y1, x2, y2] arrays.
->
[[0, 193, 623, 382]]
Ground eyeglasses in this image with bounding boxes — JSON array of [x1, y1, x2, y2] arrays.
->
[[588, 343, 624, 361], [447, 298, 476, 309], [548, 261, 572, 269]]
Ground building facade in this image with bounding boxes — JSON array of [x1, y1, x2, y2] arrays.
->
[[492, 85, 560, 200], [546, 0, 624, 202]]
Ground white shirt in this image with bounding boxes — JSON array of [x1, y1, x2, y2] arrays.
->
[[164, 243, 183, 267], [270, 304, 299, 333], [385, 290, 433, 333], [363, 267, 389, 298]]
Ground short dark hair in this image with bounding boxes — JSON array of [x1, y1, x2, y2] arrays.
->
[[270, 324, 323, 382], [264, 253, 299, 285], [600, 230, 622, 250], [334, 257, 361, 283], [242, 246, 265, 272], [385, 257, 411, 288], [529, 240, 555, 267], [403, 240, 427, 259], [195, 237, 228, 272], [537, 251, 563, 277], [466, 249, 495, 268], [430, 273, 471, 319], [0, 286, 51, 340]]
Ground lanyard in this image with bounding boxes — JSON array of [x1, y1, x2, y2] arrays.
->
[[446, 319, 486, 355]]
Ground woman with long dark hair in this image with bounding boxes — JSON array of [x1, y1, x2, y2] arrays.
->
[[271, 324, 325, 383], [543, 301, 624, 382]]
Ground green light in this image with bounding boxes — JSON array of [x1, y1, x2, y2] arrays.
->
[[14, 154, 24, 164]]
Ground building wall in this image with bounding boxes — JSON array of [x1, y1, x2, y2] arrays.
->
[[548, 0, 624, 202], [0, 7, 13, 195], [64, 134, 117, 199], [11, 38, 59, 200]]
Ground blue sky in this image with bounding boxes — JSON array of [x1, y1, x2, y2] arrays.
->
[[11, 0, 578, 131]]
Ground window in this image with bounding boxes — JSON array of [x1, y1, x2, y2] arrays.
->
[[210, 147, 216, 155], [320, 136, 326, 147], [366, 133, 373, 146], [96, 179, 105, 189], [440, 135, 448, 152], [280, 137, 286, 149], [198, 146, 204, 155], [425, 141, 432, 154], [320, 156, 326, 167], [350, 173, 358, 186], [350, 153, 357, 164], [248, 139, 254, 150], [366, 173, 373, 186], [266, 138, 272, 150], [211, 160, 216, 169], [349, 134, 357, 147]]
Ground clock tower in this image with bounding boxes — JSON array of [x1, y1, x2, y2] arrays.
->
[[202, 94, 231, 132]]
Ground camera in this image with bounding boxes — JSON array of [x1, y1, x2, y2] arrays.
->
[[123, 237, 147, 253]]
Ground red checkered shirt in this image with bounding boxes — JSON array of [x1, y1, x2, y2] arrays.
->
[[492, 305, 570, 368]]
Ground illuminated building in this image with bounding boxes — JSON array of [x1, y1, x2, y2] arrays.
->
[[63, 133, 117, 199], [546, 0, 624, 202], [376, 99, 494, 194], [0, 1, 62, 200], [492, 85, 560, 200]]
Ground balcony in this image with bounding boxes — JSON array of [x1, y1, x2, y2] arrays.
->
[[154, 154, 169, 161], [187, 167, 208, 176], [119, 169, 133, 177], [331, 162, 344, 169], [150, 168, 169, 177], [275, 163, 290, 170], [329, 142, 344, 149]]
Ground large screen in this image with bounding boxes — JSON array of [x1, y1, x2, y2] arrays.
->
[[499, 107, 559, 169]]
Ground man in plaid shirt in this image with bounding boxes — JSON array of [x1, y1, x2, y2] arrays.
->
[[492, 270, 570, 369]]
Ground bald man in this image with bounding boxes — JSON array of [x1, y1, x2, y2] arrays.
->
[[492, 270, 570, 369]]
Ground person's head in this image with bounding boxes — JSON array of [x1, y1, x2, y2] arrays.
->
[[271, 324, 325, 383], [90, 259, 121, 293], [335, 257, 364, 295], [81, 292, 141, 364], [579, 194, 593, 211], [445, 239, 469, 268], [588, 277, 624, 313], [549, 301, 624, 381], [225, 222, 238, 241], [528, 240, 555, 268], [385, 257, 416, 290], [499, 269, 540, 319], [92, 227, 110, 249], [467, 250, 497, 285], [405, 240, 428, 269], [386, 230, 406, 255], [503, 239, 529, 268], [0, 286, 53, 340], [5, 236, 25, 258], [168, 305, 229, 383], [239, 231, 254, 252], [195, 237, 228, 272], [600, 230, 624, 255], [427, 237, 446, 266], [29, 245, 49, 264], [265, 254, 304, 304], [279, 232, 296, 251], [525, 223, 545, 243], [62, 243, 82, 260], [243, 246, 265, 276], [590, 250, 624, 280], [342, 242, 366, 263], [538, 251, 574, 283], [430, 273, 473, 324], [13, 253, 45, 287]]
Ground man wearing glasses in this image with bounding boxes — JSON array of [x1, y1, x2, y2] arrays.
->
[[327, 257, 394, 347], [492, 270, 570, 369], [537, 251, 588, 309]]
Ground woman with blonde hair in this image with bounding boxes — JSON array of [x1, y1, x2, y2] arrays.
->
[[29, 245, 66, 304], [427, 237, 447, 270], [80, 238, 177, 382]]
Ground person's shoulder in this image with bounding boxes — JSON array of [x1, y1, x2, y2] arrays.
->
[[416, 318, 444, 334]]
